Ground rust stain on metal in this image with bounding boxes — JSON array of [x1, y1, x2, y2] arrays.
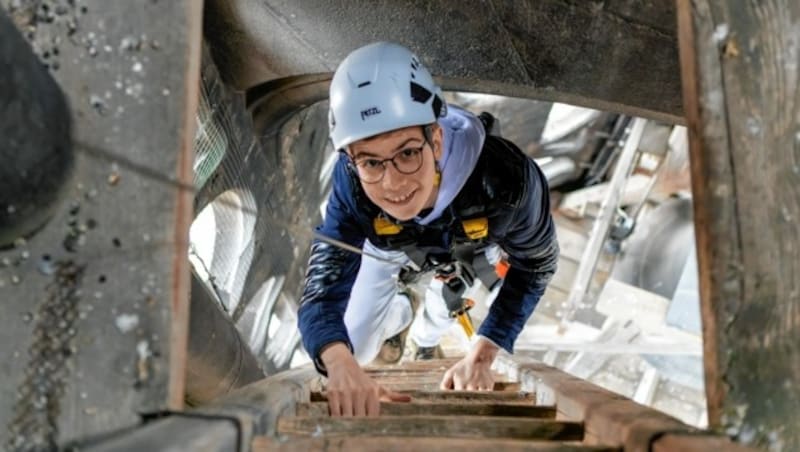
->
[[166, 0, 204, 411]]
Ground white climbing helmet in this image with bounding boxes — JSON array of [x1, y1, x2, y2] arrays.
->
[[328, 42, 447, 151]]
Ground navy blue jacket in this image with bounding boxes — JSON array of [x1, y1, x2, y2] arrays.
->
[[297, 134, 559, 374]]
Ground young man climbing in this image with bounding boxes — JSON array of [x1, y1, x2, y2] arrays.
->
[[297, 42, 559, 417]]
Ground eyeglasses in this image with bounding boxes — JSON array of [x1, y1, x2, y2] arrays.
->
[[347, 144, 427, 184]]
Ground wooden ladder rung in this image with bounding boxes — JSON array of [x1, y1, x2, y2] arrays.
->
[[276, 415, 584, 441], [296, 401, 556, 418], [362, 359, 460, 373], [255, 436, 619, 452], [373, 381, 520, 392], [310, 390, 535, 403]]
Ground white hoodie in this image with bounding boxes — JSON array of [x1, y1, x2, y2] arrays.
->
[[416, 105, 485, 225]]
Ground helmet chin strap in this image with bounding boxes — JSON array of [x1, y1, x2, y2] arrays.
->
[[424, 124, 441, 188], [425, 161, 441, 218]]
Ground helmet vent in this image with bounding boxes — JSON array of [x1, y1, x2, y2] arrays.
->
[[432, 95, 444, 117], [357, 81, 371, 88], [410, 81, 432, 104]]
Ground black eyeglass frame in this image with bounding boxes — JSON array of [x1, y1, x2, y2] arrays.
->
[[342, 124, 436, 184]]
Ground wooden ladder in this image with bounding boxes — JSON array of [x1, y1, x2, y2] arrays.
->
[[83, 357, 756, 451], [257, 358, 618, 451]]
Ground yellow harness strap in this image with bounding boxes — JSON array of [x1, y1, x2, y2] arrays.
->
[[461, 217, 489, 240], [456, 312, 475, 338], [373, 216, 402, 235]]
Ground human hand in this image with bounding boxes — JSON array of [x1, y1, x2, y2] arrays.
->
[[320, 342, 411, 416], [439, 337, 499, 391]]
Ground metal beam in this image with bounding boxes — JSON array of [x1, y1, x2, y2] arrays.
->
[[205, 0, 683, 122], [81, 416, 239, 452], [677, 0, 800, 449], [561, 118, 647, 326], [0, 0, 203, 447]]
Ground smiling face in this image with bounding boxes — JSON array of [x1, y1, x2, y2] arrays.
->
[[348, 124, 443, 221]]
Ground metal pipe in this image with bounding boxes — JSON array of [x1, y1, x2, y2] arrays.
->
[[186, 271, 265, 406], [561, 118, 647, 327], [0, 10, 73, 248], [537, 157, 578, 189]]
